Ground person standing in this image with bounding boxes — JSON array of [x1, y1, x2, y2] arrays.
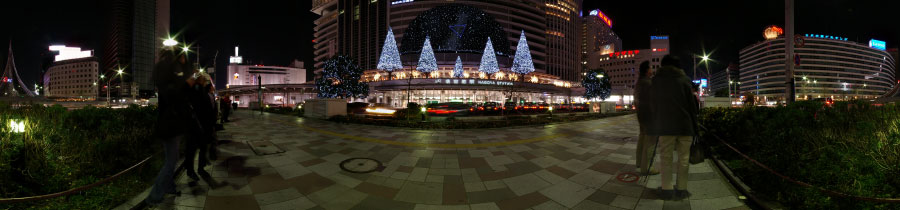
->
[[220, 93, 231, 123], [634, 61, 658, 175], [649, 55, 699, 200], [183, 73, 214, 181], [141, 48, 195, 206]]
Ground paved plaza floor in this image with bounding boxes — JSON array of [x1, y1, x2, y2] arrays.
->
[[117, 110, 750, 210]]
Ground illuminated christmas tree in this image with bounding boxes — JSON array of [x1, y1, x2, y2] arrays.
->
[[416, 36, 438, 73], [511, 30, 534, 76], [453, 56, 464, 78], [582, 69, 611, 100], [316, 55, 369, 99], [478, 37, 499, 74], [377, 27, 402, 80]]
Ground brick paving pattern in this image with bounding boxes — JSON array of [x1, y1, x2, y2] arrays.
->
[[116, 110, 749, 210]]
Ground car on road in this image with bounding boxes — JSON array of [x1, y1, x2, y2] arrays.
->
[[426, 103, 470, 116]]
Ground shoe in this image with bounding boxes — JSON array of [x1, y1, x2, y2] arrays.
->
[[676, 189, 692, 200], [657, 187, 676, 200], [186, 171, 200, 182]]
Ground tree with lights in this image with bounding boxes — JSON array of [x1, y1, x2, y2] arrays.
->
[[582, 69, 611, 100], [417, 36, 438, 75], [511, 30, 534, 81], [453, 56, 463, 78], [377, 27, 403, 80], [315, 55, 369, 99], [478, 37, 499, 74]]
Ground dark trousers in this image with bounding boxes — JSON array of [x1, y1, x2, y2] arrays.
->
[[183, 134, 210, 175], [221, 110, 230, 122], [145, 135, 182, 204]]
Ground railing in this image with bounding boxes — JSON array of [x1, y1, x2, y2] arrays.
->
[[0, 154, 156, 204], [699, 124, 900, 203]]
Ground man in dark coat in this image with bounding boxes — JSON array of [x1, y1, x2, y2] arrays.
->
[[649, 55, 699, 200], [220, 93, 231, 123], [142, 48, 196, 206], [634, 61, 658, 175]]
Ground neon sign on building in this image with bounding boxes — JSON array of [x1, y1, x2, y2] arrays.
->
[[869, 39, 886, 50], [589, 9, 612, 27], [49, 45, 92, 62]]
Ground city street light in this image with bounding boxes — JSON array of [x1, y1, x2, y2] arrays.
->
[[105, 68, 125, 107], [163, 37, 178, 47]]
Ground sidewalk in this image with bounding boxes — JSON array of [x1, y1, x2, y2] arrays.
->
[[115, 110, 749, 210]]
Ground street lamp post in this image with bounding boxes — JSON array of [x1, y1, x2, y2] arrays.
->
[[103, 68, 124, 107]]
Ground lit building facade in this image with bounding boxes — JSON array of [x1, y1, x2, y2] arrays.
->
[[309, 0, 588, 108], [739, 34, 896, 103], [44, 52, 100, 100], [224, 58, 308, 108], [589, 36, 670, 103], [581, 9, 621, 75], [543, 0, 582, 81], [313, 0, 587, 81]]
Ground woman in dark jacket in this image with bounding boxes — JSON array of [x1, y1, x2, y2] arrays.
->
[[183, 73, 215, 180], [143, 49, 197, 206]]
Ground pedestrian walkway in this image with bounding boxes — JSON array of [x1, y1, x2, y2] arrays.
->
[[116, 110, 749, 210]]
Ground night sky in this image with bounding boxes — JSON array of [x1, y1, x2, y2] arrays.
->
[[1, 0, 897, 88]]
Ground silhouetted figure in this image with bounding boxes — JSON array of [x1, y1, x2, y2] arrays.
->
[[183, 73, 215, 181], [649, 55, 699, 200], [634, 61, 658, 175], [141, 48, 197, 207]]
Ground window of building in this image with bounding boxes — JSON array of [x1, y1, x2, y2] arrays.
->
[[354, 5, 360, 20]]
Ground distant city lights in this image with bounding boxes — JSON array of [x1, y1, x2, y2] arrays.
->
[[49, 45, 92, 62], [650, 36, 669, 40]]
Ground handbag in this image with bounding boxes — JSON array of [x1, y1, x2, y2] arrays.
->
[[689, 136, 706, 164]]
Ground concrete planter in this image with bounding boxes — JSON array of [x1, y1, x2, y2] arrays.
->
[[303, 99, 347, 119]]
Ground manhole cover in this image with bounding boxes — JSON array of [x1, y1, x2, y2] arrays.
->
[[247, 140, 285, 156], [616, 172, 640, 183], [339, 158, 384, 174]]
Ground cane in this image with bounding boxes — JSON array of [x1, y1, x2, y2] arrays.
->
[[641, 135, 660, 185]]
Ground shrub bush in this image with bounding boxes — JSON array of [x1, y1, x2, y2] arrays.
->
[[0, 103, 160, 209], [700, 100, 900, 209]]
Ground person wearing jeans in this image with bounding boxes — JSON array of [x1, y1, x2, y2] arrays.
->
[[648, 55, 699, 200], [141, 48, 196, 207]]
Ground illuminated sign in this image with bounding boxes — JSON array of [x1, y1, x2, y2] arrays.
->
[[609, 50, 640, 57], [229, 46, 243, 64], [805, 34, 847, 41], [869, 39, 886, 50], [391, 0, 413, 5], [49, 45, 92, 62], [650, 36, 668, 40], [589, 9, 612, 27], [693, 79, 708, 88], [434, 79, 512, 86], [763, 25, 783, 40]]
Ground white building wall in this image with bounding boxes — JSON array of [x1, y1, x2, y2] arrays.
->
[[227, 64, 306, 86]]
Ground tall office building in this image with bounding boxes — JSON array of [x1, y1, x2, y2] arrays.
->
[[710, 64, 740, 95], [101, 0, 169, 99], [543, 0, 582, 81], [581, 9, 621, 75]]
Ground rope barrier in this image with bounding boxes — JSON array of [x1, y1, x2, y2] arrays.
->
[[0, 154, 156, 204], [699, 124, 900, 203]]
